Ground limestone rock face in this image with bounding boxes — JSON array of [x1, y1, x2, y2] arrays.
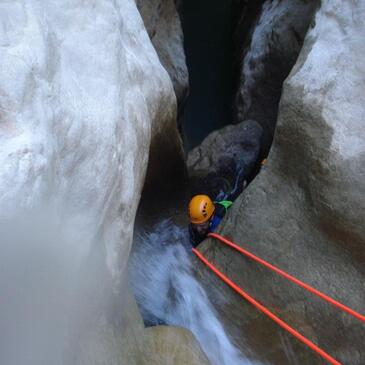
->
[[0, 1, 184, 364], [197, 1, 365, 364], [136, 0, 189, 107], [234, 0, 319, 155]]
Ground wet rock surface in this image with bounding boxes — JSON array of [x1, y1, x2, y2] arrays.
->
[[144, 325, 211, 365], [137, 0, 189, 108], [196, 0, 365, 363], [234, 0, 319, 156]]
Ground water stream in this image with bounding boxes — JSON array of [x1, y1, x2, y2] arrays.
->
[[129, 219, 257, 365]]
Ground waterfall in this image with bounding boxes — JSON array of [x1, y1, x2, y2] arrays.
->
[[129, 219, 258, 365]]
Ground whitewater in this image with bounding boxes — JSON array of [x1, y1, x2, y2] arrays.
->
[[129, 219, 258, 365]]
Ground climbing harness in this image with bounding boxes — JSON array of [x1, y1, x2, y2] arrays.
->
[[193, 233, 365, 365]]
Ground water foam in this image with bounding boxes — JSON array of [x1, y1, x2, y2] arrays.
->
[[129, 219, 256, 365]]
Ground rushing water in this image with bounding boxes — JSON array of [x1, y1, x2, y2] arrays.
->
[[129, 219, 255, 365]]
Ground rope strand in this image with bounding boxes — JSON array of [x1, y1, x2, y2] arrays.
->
[[193, 248, 342, 365], [208, 232, 365, 323]]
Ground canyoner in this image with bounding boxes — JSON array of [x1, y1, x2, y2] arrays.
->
[[188, 194, 233, 247], [188, 164, 250, 247]]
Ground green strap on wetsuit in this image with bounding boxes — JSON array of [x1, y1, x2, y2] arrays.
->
[[215, 200, 233, 211]]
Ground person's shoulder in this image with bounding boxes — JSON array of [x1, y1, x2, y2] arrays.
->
[[214, 201, 227, 217]]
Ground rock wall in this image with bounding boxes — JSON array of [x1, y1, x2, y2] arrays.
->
[[234, 0, 319, 156], [0, 1, 189, 364], [136, 0, 189, 108], [196, 0, 365, 364]]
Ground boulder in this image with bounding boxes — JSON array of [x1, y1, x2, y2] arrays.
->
[[76, 289, 211, 365], [144, 325, 211, 365], [187, 120, 263, 199], [0, 1, 184, 364], [196, 1, 365, 364]]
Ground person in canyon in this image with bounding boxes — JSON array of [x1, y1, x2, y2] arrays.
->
[[188, 195, 231, 247], [188, 166, 248, 247]]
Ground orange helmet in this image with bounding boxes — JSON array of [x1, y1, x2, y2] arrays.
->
[[188, 195, 215, 224]]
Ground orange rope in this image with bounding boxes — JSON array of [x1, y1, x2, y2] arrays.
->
[[192, 248, 342, 365], [208, 232, 365, 324]]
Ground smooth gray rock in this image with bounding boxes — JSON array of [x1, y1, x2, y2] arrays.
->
[[196, 1, 365, 364], [0, 1, 184, 364], [137, 0, 189, 107], [234, 0, 319, 155]]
